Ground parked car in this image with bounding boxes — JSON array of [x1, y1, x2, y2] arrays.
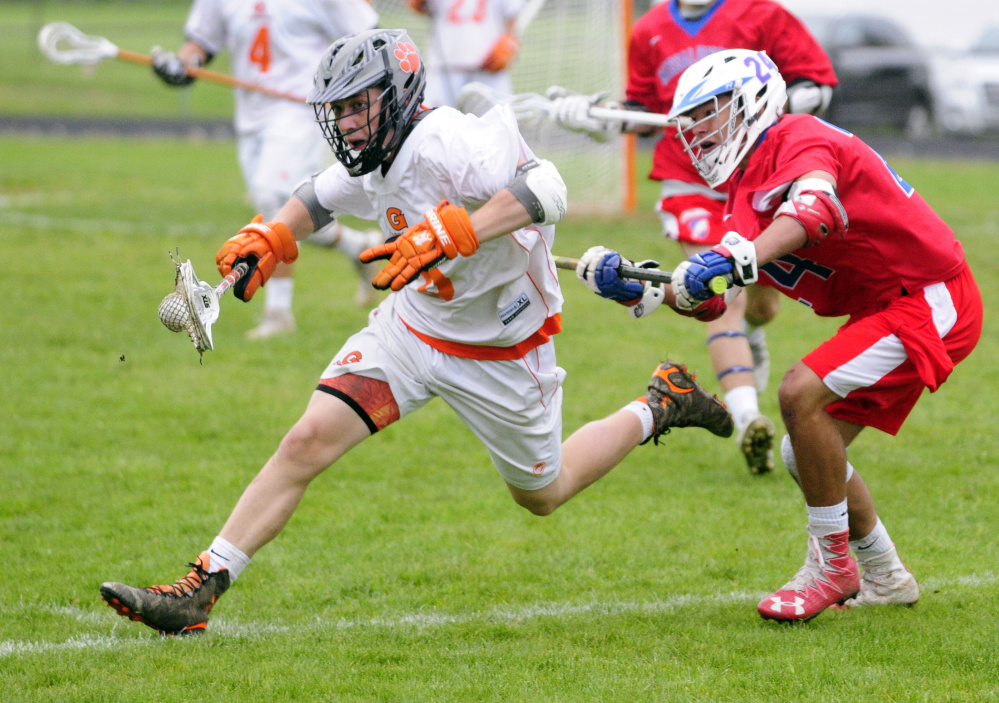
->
[[933, 26, 999, 135], [802, 14, 935, 140]]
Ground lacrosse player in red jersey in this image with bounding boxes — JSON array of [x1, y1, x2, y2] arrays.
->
[[99, 30, 735, 636], [550, 0, 837, 476], [588, 49, 982, 622], [150, 0, 385, 338], [406, 0, 523, 107]]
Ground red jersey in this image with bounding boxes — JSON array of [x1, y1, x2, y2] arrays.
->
[[627, 0, 836, 182], [726, 114, 966, 318]]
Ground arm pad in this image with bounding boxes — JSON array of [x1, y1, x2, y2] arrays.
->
[[775, 178, 848, 246], [292, 175, 335, 231], [506, 159, 567, 225]]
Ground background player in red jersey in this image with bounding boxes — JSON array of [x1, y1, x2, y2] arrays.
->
[[650, 49, 981, 622], [551, 0, 837, 476]]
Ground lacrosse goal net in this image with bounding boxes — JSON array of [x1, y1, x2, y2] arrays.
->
[[372, 0, 636, 213]]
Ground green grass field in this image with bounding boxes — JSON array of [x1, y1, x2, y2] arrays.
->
[[3, 2, 999, 700], [2, 132, 998, 701]]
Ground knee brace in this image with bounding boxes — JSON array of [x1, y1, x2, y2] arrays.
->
[[781, 434, 854, 483]]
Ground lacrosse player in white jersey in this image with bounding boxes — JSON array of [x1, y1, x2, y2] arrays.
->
[[100, 30, 734, 635], [407, 0, 523, 107], [150, 0, 384, 338]]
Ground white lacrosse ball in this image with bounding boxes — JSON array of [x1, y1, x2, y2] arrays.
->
[[158, 292, 189, 332]]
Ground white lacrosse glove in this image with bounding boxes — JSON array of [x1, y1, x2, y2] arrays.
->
[[545, 86, 623, 142], [576, 245, 664, 319]]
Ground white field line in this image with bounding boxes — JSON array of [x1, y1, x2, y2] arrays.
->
[[1, 571, 996, 659], [0, 210, 218, 238]]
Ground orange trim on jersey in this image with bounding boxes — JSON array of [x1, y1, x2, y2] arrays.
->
[[400, 315, 562, 360]]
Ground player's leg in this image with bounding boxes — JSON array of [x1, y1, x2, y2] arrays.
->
[[305, 219, 384, 306], [101, 308, 425, 634], [236, 128, 298, 338], [744, 285, 780, 393], [100, 391, 373, 635], [494, 357, 733, 516], [756, 363, 861, 622], [660, 188, 774, 474]]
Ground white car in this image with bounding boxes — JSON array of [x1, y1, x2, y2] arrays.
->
[[934, 27, 999, 134]]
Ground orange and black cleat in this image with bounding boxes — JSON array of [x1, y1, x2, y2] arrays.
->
[[100, 551, 230, 635], [640, 360, 734, 444]]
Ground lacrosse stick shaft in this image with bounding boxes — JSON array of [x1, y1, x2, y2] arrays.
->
[[115, 49, 306, 102], [38, 23, 305, 103], [553, 256, 673, 285], [216, 261, 250, 296]]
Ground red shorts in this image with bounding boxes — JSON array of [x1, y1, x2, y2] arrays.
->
[[656, 193, 728, 246], [803, 265, 982, 435]]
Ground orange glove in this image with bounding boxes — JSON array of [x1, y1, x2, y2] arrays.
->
[[216, 214, 299, 301], [482, 34, 519, 73], [406, 0, 429, 14], [360, 201, 480, 292]]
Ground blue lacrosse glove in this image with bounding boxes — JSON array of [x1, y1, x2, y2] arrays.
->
[[576, 246, 645, 302], [683, 250, 733, 301]]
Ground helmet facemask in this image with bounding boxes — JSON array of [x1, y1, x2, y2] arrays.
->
[[667, 49, 787, 188], [309, 29, 426, 176], [675, 91, 756, 188], [314, 83, 399, 177]]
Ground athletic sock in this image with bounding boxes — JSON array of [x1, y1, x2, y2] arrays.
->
[[206, 536, 250, 581], [263, 277, 294, 314], [806, 500, 849, 535], [723, 385, 759, 433], [851, 518, 893, 560], [622, 400, 655, 443]]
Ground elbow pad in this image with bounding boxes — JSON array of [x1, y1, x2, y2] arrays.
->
[[775, 178, 848, 246], [506, 159, 568, 225]]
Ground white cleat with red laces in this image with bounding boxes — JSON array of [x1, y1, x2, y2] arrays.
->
[[758, 528, 860, 623]]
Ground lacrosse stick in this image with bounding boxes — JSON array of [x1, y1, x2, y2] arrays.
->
[[158, 253, 248, 361], [553, 256, 729, 294], [38, 22, 306, 103], [456, 82, 675, 132]]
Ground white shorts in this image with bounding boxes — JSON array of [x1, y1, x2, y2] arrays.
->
[[237, 110, 332, 217], [321, 296, 566, 490]]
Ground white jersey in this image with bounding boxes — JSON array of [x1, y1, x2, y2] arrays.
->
[[313, 105, 563, 350], [184, 0, 378, 134], [423, 0, 524, 72]]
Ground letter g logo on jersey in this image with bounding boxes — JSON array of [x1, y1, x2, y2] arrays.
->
[[335, 351, 362, 366]]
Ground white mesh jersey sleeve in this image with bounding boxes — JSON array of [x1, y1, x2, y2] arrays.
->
[[423, 0, 525, 72], [184, 0, 378, 134], [317, 106, 562, 348]]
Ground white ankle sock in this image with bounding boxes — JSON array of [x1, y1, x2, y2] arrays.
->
[[806, 500, 849, 534], [724, 385, 759, 433], [851, 518, 893, 559], [263, 277, 294, 314], [622, 400, 654, 443], [207, 536, 250, 581]]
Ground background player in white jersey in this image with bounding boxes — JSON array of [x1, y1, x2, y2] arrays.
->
[[150, 0, 384, 338], [407, 0, 523, 106], [546, 0, 837, 476], [99, 29, 734, 635]]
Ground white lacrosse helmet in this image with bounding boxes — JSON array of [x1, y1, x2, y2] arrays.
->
[[666, 49, 787, 188]]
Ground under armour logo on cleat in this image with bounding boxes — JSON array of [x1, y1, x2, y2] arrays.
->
[[768, 595, 805, 615]]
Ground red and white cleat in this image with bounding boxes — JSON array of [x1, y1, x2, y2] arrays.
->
[[758, 528, 859, 623]]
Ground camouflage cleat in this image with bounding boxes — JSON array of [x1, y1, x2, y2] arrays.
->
[[739, 414, 775, 474], [641, 360, 735, 443], [100, 552, 230, 635]]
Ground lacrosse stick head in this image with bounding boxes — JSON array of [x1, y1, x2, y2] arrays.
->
[[38, 22, 119, 66], [158, 255, 221, 359]]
